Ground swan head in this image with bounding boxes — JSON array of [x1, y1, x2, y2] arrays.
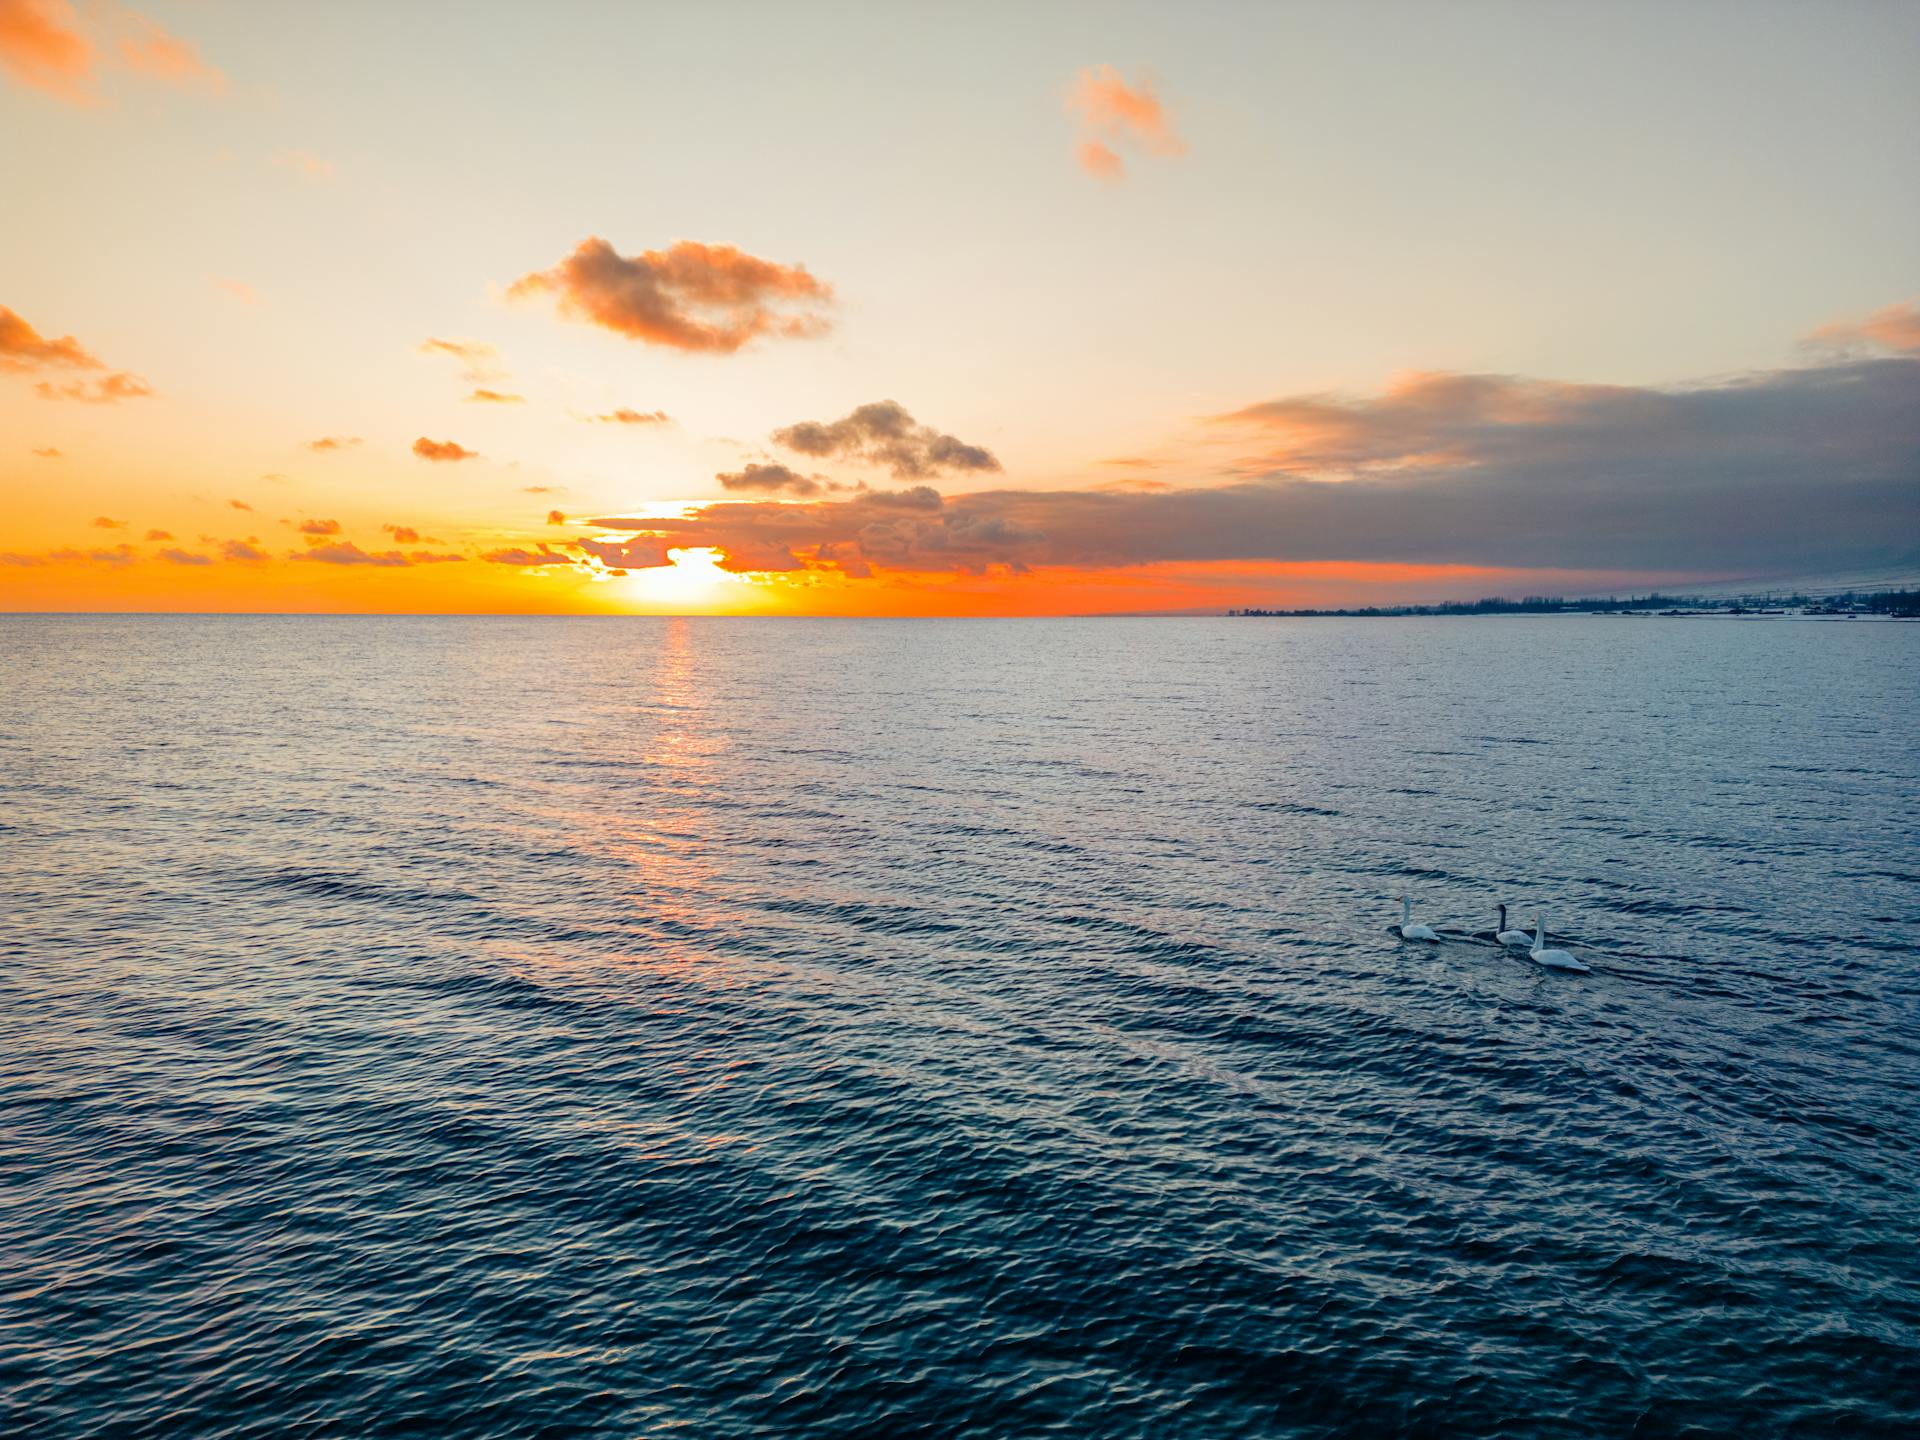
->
[[1498, 903, 1508, 930]]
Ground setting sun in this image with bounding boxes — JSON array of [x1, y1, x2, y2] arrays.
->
[[612, 547, 760, 612]]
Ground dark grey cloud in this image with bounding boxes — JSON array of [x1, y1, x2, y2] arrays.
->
[[717, 462, 821, 496], [771, 400, 1000, 479]]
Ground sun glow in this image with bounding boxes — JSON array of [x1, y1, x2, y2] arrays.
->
[[616, 547, 758, 612]]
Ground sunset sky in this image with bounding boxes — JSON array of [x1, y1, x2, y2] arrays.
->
[[3, 0, 1916, 614]]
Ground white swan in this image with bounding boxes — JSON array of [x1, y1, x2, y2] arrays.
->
[[1397, 895, 1439, 942], [1529, 918, 1591, 973], [1495, 903, 1534, 949]]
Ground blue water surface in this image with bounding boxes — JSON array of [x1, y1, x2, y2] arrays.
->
[[3, 615, 1917, 1437]]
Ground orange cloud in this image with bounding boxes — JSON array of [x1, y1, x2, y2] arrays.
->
[[545, 509, 566, 525], [1, 306, 151, 404], [91, 515, 125, 528], [467, 388, 524, 404], [0, 303, 144, 403], [1067, 65, 1185, 181], [382, 524, 421, 544], [115, 11, 220, 92], [419, 337, 503, 383], [413, 436, 477, 462], [590, 407, 670, 425], [481, 545, 575, 567], [0, 0, 95, 104], [292, 541, 409, 567], [0, 304, 100, 370], [35, 371, 152, 403], [1809, 299, 1920, 354], [32, 445, 62, 457], [156, 547, 210, 565], [303, 434, 361, 452], [297, 518, 340, 536], [1, 1, 219, 105], [145, 528, 170, 540], [509, 237, 833, 354], [221, 539, 266, 562], [46, 543, 135, 566], [1076, 140, 1122, 182], [228, 498, 252, 511]]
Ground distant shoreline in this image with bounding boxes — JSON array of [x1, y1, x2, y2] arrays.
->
[[1231, 588, 1920, 620]]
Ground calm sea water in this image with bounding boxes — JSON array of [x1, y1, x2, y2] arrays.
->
[[3, 615, 1918, 1437]]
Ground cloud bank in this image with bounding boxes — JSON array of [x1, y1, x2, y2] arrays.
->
[[583, 344, 1919, 582]]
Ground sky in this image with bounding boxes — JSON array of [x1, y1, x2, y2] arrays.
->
[[2, 0, 1916, 615]]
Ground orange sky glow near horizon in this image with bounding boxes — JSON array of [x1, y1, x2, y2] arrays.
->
[[3, 2, 1916, 615]]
